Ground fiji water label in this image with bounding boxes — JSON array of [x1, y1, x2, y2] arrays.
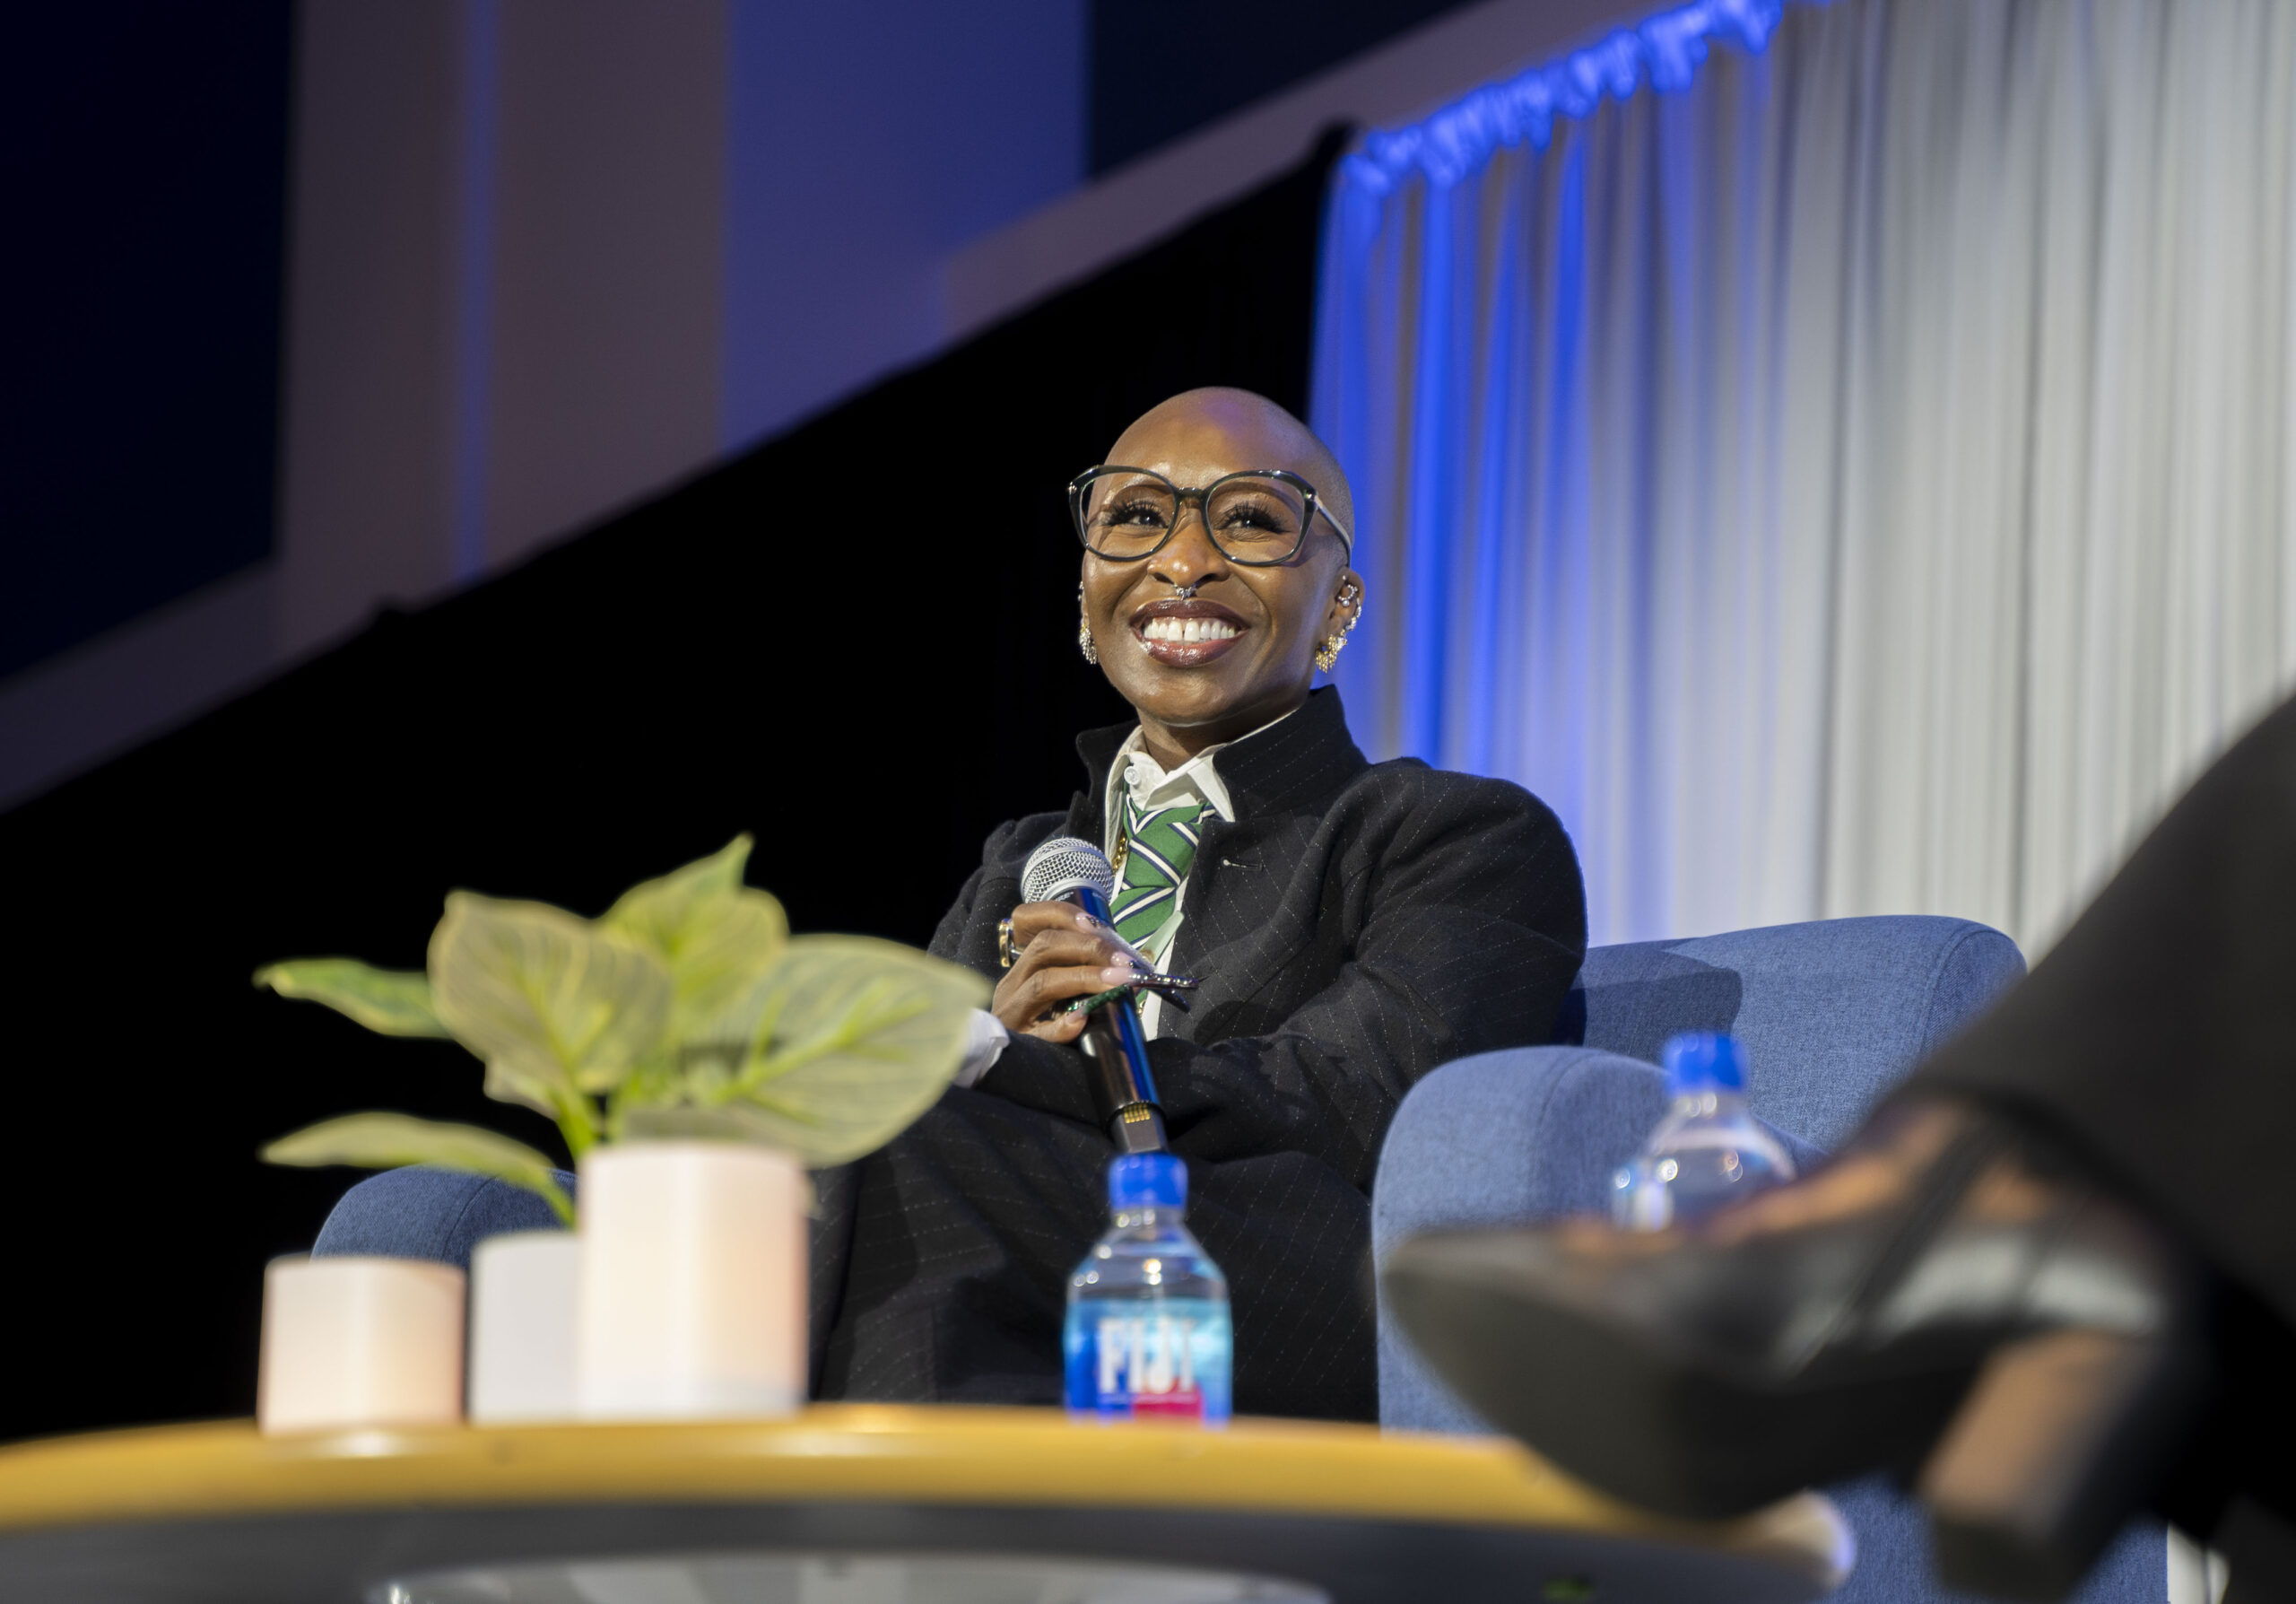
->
[[1063, 1297, 1232, 1423]]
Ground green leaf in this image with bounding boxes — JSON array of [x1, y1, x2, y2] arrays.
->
[[262, 1112, 573, 1225], [601, 836, 753, 937], [483, 1057, 580, 1128], [602, 838, 789, 1041], [429, 893, 673, 1110], [255, 960, 449, 1038], [648, 934, 989, 1167]]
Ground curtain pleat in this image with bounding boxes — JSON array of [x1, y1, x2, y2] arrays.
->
[[1313, 0, 2296, 953]]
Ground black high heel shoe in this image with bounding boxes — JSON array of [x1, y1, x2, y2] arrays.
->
[[1382, 1097, 2207, 1600]]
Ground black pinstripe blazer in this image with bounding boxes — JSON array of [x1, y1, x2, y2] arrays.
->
[[927, 686, 1587, 1418]]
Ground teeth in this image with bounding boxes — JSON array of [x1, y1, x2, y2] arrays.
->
[[1142, 616, 1239, 644]]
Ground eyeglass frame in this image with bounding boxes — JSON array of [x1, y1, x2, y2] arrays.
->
[[1066, 465, 1355, 566]]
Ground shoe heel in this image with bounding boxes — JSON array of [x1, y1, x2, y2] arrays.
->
[[1920, 1326, 2202, 1601]]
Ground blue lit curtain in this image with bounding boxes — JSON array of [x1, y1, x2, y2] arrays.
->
[[1313, 0, 2296, 952]]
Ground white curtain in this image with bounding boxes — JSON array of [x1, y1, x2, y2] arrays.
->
[[1313, 0, 2296, 954]]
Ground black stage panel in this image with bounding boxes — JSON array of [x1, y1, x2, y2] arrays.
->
[[0, 131, 1344, 1443]]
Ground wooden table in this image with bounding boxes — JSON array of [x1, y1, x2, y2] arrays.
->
[[0, 1405, 1852, 1602]]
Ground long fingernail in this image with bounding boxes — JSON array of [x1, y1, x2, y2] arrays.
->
[[1100, 965, 1136, 984], [1074, 910, 1097, 928]]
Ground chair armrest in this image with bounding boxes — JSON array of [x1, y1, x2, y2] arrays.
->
[[1373, 1048, 1671, 1431], [1372, 1047, 1820, 1432], [312, 1166, 574, 1271]]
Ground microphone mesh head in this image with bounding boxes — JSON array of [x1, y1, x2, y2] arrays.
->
[[1022, 836, 1116, 904]]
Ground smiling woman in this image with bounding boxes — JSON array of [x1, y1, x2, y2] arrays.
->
[[310, 388, 1590, 1422], [1073, 392, 1360, 758], [837, 387, 1590, 1418]]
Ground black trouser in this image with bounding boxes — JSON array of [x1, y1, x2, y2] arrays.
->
[[1910, 693, 2296, 1586], [807, 1085, 1380, 1420]]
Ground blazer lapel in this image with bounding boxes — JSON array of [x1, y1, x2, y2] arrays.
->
[[1210, 686, 1370, 819], [1161, 688, 1370, 1041]]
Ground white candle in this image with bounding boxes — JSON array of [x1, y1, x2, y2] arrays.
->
[[468, 1230, 579, 1424], [258, 1254, 465, 1434], [576, 1142, 807, 1420]]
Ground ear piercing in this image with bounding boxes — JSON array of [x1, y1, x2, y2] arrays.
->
[[1317, 584, 1364, 673]]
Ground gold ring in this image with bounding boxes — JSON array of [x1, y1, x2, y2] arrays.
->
[[997, 918, 1017, 969]]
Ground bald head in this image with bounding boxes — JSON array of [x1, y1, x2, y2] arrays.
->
[[1078, 385, 1365, 763], [1108, 388, 1353, 547]]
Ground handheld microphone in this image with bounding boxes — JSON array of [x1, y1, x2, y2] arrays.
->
[[1021, 836, 1168, 1154]]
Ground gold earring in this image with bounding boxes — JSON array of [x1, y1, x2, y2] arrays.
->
[[1316, 586, 1363, 673], [1078, 582, 1098, 665]]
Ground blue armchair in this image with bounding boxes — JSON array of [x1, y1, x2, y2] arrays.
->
[[1370, 915, 2167, 1603]]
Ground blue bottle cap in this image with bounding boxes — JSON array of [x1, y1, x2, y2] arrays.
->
[[1664, 1032, 1746, 1094], [1109, 1152, 1187, 1209]]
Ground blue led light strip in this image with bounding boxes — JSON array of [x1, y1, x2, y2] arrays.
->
[[1339, 0, 1824, 194]]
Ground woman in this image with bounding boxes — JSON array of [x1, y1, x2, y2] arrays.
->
[[316, 387, 1587, 1421], [807, 388, 1587, 1418]]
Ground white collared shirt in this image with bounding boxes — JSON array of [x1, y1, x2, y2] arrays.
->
[[1098, 725, 1238, 1036], [954, 710, 1293, 1087]]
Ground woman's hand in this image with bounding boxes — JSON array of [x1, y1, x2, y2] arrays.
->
[[992, 901, 1148, 1043]]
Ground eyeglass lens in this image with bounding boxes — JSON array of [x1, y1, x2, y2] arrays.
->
[[1078, 470, 1310, 562]]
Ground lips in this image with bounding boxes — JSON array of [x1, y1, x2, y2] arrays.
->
[[1128, 597, 1248, 667]]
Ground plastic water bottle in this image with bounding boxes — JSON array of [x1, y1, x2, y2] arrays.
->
[[1064, 1152, 1232, 1424], [1611, 1032, 1797, 1230]]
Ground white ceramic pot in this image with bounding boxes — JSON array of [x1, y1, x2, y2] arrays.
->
[[467, 1230, 579, 1423], [257, 1254, 465, 1434], [575, 1141, 807, 1420]]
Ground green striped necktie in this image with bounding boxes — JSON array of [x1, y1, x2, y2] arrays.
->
[[1110, 791, 1207, 956]]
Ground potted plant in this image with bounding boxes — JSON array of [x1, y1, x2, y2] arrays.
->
[[256, 836, 987, 1418]]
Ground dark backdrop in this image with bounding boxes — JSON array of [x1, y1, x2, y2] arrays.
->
[[1090, 0, 1479, 172], [0, 132, 1343, 1444], [0, 0, 293, 676]]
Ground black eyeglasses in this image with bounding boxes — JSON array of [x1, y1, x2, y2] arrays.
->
[[1067, 466, 1354, 565]]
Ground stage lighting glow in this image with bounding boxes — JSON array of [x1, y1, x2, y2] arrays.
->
[[1336, 0, 1825, 195]]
